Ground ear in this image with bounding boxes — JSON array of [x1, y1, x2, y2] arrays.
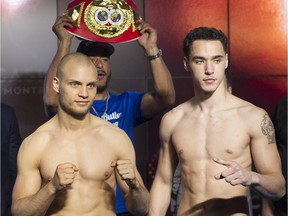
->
[[225, 53, 228, 69], [53, 77, 60, 94], [183, 56, 189, 72]]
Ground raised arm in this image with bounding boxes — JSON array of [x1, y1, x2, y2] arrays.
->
[[137, 21, 176, 119], [113, 130, 149, 216], [43, 15, 74, 118], [148, 111, 178, 216]]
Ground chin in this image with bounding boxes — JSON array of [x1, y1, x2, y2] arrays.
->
[[72, 112, 88, 120], [97, 85, 108, 93], [202, 86, 216, 92], [69, 107, 90, 117]]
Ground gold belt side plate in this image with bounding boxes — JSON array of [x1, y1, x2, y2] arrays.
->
[[67, 2, 85, 28]]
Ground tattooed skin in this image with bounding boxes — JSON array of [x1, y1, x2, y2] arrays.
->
[[260, 113, 276, 144]]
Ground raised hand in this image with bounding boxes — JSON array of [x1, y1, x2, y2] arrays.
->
[[52, 14, 74, 41], [137, 20, 158, 54]]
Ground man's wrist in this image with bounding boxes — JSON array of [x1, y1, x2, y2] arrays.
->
[[47, 180, 58, 194], [128, 179, 140, 190], [147, 49, 162, 61]]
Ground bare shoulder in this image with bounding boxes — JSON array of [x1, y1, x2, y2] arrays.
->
[[90, 115, 132, 147], [18, 118, 57, 160], [91, 116, 135, 160], [160, 99, 192, 133], [229, 95, 272, 133], [164, 99, 192, 118], [230, 95, 268, 119], [23, 118, 51, 141], [91, 116, 127, 137]]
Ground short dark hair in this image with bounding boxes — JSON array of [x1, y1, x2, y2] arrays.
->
[[183, 27, 228, 58]]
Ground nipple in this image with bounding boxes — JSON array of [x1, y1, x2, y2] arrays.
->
[[225, 149, 233, 154], [104, 171, 110, 177]]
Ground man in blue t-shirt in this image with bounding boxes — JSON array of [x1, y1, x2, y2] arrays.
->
[[44, 15, 175, 216]]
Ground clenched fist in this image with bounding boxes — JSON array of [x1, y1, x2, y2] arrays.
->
[[51, 163, 79, 190], [111, 160, 139, 189]]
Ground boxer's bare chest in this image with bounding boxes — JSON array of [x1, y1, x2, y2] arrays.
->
[[39, 134, 116, 182], [172, 111, 250, 163]]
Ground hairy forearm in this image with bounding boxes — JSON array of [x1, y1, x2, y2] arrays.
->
[[12, 182, 57, 216], [250, 171, 285, 200], [126, 181, 150, 216]]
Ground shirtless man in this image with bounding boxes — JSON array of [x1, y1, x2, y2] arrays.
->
[[148, 27, 285, 216], [11, 53, 149, 216]]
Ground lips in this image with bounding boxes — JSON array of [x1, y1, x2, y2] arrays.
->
[[203, 77, 216, 84], [97, 70, 106, 80], [76, 101, 90, 106]]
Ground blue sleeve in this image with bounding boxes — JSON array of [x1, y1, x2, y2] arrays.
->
[[125, 92, 149, 126]]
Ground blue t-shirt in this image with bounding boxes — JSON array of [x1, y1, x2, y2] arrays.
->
[[90, 91, 147, 214]]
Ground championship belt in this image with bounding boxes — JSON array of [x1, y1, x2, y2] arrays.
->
[[66, 0, 141, 43]]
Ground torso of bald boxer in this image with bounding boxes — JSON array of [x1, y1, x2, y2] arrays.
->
[[11, 53, 149, 216], [148, 27, 285, 216]]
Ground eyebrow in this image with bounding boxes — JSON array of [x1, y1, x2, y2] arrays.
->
[[68, 79, 81, 84], [88, 81, 98, 86], [192, 55, 224, 61], [67, 80, 97, 85]]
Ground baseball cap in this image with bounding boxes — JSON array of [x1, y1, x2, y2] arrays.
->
[[76, 40, 115, 57]]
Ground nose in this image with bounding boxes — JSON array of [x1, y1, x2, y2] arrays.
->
[[79, 86, 88, 98], [91, 57, 103, 68], [205, 61, 214, 75]]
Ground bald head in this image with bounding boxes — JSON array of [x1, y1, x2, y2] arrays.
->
[[57, 52, 96, 80], [53, 52, 98, 117], [53, 52, 98, 99]]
